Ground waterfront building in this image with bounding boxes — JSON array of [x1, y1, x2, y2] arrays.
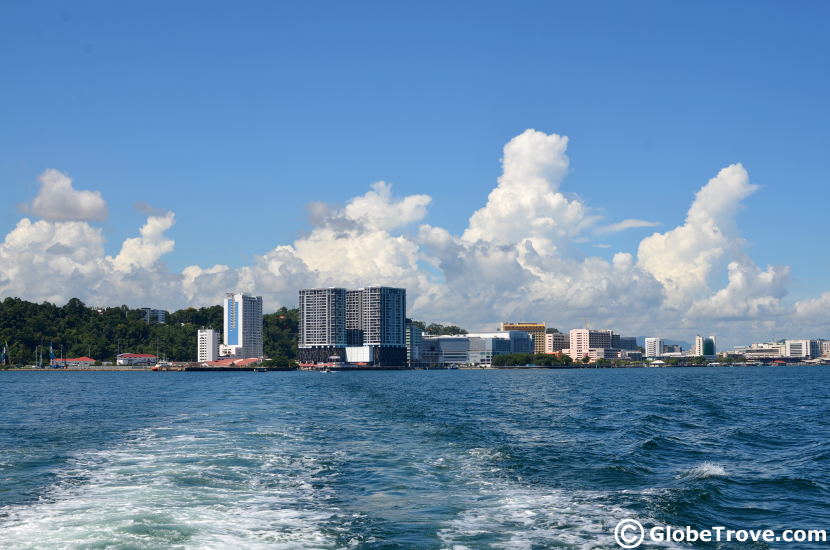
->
[[405, 318, 423, 367], [298, 286, 407, 366], [222, 293, 263, 359], [732, 342, 784, 360], [50, 356, 95, 368], [116, 353, 157, 366], [421, 331, 533, 367], [644, 337, 664, 358], [822, 340, 830, 357], [298, 288, 347, 364], [197, 328, 219, 362], [569, 329, 613, 361], [784, 339, 818, 359], [694, 335, 717, 357], [140, 308, 168, 325], [500, 322, 547, 354], [348, 286, 407, 366]]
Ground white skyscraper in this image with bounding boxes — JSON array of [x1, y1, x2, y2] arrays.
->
[[197, 328, 219, 362], [222, 293, 263, 359]]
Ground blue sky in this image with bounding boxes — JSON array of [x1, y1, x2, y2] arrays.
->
[[1, 1, 829, 344]]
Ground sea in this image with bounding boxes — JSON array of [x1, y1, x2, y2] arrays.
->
[[0, 366, 828, 549]]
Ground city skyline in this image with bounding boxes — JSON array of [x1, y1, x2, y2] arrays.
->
[[2, 2, 830, 349]]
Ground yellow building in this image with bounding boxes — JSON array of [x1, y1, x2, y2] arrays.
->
[[499, 322, 546, 354]]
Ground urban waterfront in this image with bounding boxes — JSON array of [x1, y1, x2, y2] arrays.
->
[[1, 367, 828, 548]]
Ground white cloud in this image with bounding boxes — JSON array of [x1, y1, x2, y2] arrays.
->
[[3, 132, 829, 348], [462, 129, 596, 250], [637, 164, 758, 306], [23, 169, 108, 221], [112, 212, 176, 272], [595, 219, 661, 235]]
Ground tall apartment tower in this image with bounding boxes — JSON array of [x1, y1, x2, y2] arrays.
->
[[197, 328, 219, 362], [298, 288, 347, 364], [349, 286, 407, 366], [499, 322, 546, 354], [222, 293, 263, 359]]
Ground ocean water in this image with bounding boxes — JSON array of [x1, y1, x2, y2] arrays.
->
[[0, 367, 829, 549]]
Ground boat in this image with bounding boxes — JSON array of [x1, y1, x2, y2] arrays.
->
[[254, 367, 268, 372]]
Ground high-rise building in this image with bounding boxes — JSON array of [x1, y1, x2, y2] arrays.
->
[[298, 288, 347, 364], [694, 335, 716, 357], [544, 332, 568, 353], [197, 328, 219, 362], [299, 286, 407, 366], [644, 337, 664, 358], [499, 322, 546, 354], [222, 293, 263, 359], [349, 286, 407, 366], [568, 329, 613, 360], [346, 289, 363, 345]]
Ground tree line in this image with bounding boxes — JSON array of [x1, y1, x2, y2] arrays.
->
[[0, 297, 298, 366]]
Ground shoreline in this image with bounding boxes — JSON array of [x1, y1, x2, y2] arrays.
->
[[2, 363, 825, 373]]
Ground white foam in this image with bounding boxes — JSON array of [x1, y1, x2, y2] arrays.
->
[[0, 425, 345, 549], [437, 447, 683, 549], [682, 462, 728, 480]]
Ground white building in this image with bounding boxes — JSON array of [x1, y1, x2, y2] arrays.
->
[[644, 337, 664, 358], [222, 293, 263, 359], [568, 329, 613, 361], [784, 339, 817, 359], [694, 335, 717, 357], [197, 328, 219, 362]]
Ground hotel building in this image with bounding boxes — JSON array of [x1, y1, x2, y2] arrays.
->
[[222, 293, 263, 359]]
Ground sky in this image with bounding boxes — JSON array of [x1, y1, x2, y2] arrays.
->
[[1, 1, 829, 348]]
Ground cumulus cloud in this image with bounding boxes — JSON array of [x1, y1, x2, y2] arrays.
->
[[2, 131, 828, 347], [595, 219, 661, 235], [462, 129, 596, 250], [23, 169, 108, 221], [637, 164, 758, 306], [112, 212, 176, 272]]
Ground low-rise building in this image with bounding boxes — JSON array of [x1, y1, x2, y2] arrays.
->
[[421, 331, 533, 367], [51, 356, 95, 368], [116, 353, 157, 366]]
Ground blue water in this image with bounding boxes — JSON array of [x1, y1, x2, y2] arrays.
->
[[1, 367, 829, 548]]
